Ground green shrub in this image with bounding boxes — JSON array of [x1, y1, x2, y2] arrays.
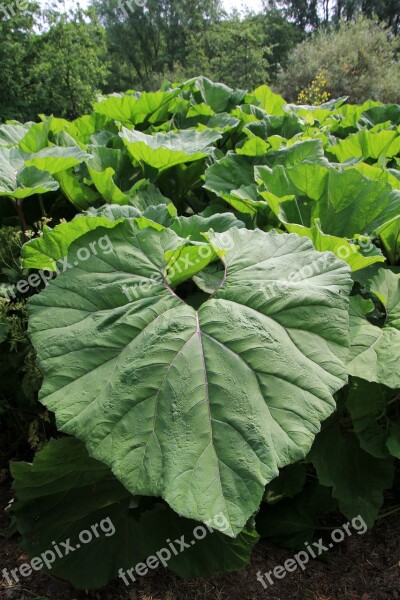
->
[[277, 16, 400, 104]]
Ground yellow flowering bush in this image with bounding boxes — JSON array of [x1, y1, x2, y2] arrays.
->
[[297, 71, 330, 105]]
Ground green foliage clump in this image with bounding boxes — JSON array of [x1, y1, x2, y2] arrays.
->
[[277, 16, 400, 104], [1, 77, 400, 590], [31, 8, 109, 119], [184, 16, 270, 89]]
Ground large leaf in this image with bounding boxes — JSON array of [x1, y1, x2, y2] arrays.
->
[[120, 128, 222, 172], [204, 153, 267, 215], [11, 437, 257, 588], [308, 419, 394, 527], [249, 85, 286, 116], [257, 481, 336, 548], [94, 89, 180, 126], [0, 148, 58, 199], [257, 164, 400, 238], [86, 146, 134, 205], [346, 378, 396, 459], [0, 122, 32, 148], [195, 77, 246, 113], [21, 216, 124, 271], [54, 168, 99, 210], [170, 213, 246, 241], [327, 129, 400, 163], [25, 147, 91, 175], [280, 221, 385, 272], [28, 224, 352, 537], [347, 270, 400, 388]]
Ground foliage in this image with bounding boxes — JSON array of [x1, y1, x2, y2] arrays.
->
[[297, 71, 330, 105], [94, 0, 223, 91], [1, 76, 399, 588], [184, 15, 270, 89], [3, 2, 400, 124], [0, 0, 40, 122], [0, 5, 109, 122], [277, 16, 400, 104], [31, 8, 109, 119]]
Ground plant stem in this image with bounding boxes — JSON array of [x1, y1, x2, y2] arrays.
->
[[38, 194, 47, 218], [377, 505, 400, 520], [14, 198, 28, 242]]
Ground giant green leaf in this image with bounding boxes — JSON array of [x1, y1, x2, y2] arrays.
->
[[0, 122, 32, 148], [11, 437, 257, 588], [0, 148, 58, 199], [347, 270, 400, 388], [170, 213, 245, 241], [327, 129, 400, 163], [257, 481, 336, 548], [21, 216, 124, 271], [25, 147, 91, 175], [195, 77, 246, 113], [86, 146, 136, 205], [308, 419, 394, 527], [94, 89, 181, 126], [280, 222, 385, 272], [257, 164, 400, 238], [120, 128, 222, 172], [204, 153, 267, 214], [28, 224, 352, 537], [249, 85, 286, 116], [264, 139, 328, 168], [54, 168, 99, 210], [346, 378, 393, 459]]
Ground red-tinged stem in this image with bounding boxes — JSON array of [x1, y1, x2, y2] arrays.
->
[[14, 198, 28, 242]]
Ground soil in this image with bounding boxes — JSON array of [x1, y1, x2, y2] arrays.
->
[[0, 474, 399, 600]]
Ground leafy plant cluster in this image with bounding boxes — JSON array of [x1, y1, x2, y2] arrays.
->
[[1, 77, 399, 588]]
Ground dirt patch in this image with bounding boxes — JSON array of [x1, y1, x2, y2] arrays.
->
[[1, 476, 399, 600]]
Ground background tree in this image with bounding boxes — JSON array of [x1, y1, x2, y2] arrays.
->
[[93, 0, 223, 92], [184, 12, 270, 89], [0, 0, 39, 121], [263, 0, 320, 31], [333, 0, 400, 34], [277, 16, 400, 104], [30, 7, 109, 119], [257, 8, 304, 78]]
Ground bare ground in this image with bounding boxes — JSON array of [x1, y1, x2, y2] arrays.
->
[[1, 475, 399, 600]]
